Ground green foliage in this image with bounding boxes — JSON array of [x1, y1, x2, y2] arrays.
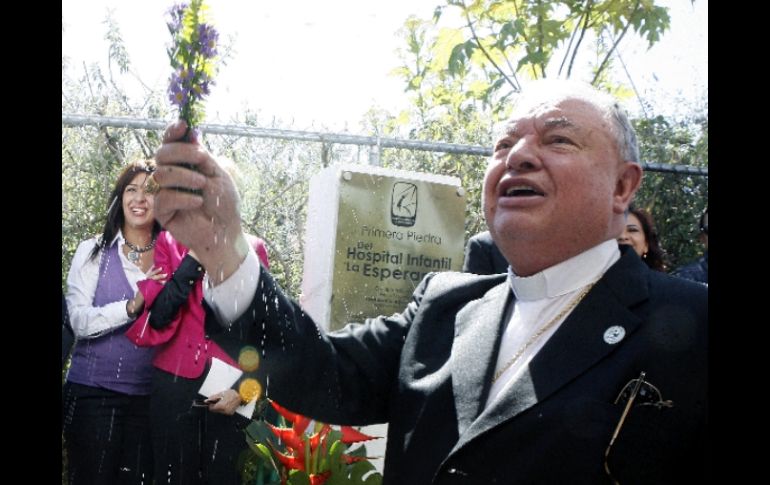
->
[[243, 420, 282, 484], [416, 0, 672, 99], [384, 0, 673, 143], [632, 108, 708, 269]]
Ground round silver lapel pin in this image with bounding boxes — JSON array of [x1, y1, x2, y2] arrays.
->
[[603, 326, 626, 345]]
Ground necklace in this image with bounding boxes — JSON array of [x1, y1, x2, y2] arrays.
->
[[492, 282, 596, 384], [125, 236, 157, 263]]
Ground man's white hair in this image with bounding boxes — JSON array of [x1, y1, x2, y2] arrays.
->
[[495, 79, 640, 163]]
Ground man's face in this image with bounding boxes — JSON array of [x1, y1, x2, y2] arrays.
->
[[483, 98, 627, 261]]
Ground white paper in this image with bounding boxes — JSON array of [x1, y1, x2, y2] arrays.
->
[[198, 357, 257, 419]]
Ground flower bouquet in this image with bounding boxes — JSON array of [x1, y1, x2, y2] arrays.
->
[[166, 0, 219, 130], [245, 399, 384, 485], [164, 0, 219, 193]]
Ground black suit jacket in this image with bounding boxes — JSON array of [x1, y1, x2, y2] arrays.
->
[[223, 246, 707, 484], [463, 231, 509, 274]]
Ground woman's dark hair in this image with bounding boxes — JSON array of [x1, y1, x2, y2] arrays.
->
[[628, 206, 667, 272], [89, 159, 161, 261]]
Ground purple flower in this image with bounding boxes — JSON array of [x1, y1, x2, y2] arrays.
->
[[168, 73, 190, 107], [193, 81, 211, 96], [166, 3, 188, 33], [197, 23, 219, 58]]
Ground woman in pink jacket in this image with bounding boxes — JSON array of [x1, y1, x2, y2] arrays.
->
[[126, 229, 269, 484]]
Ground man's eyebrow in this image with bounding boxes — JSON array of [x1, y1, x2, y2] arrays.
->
[[543, 117, 577, 130], [502, 123, 520, 137], [500, 116, 578, 137]]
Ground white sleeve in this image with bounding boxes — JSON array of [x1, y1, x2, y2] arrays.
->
[[65, 239, 132, 338], [203, 249, 261, 326]]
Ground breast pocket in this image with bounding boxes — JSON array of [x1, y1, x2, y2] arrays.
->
[[605, 400, 696, 484]]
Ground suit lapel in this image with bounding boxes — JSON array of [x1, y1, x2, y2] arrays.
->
[[450, 280, 511, 437], [450, 248, 650, 453]]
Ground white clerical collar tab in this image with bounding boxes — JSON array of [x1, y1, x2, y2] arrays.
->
[[508, 239, 620, 301]]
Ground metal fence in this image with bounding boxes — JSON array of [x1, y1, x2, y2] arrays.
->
[[62, 114, 708, 176]]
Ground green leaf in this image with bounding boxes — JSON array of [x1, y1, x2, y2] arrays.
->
[[431, 27, 465, 70], [468, 79, 489, 100], [304, 436, 312, 474], [489, 2, 517, 22], [287, 470, 311, 485], [432, 5, 444, 23], [362, 469, 383, 485], [255, 443, 278, 472], [448, 42, 467, 76], [349, 460, 376, 482], [496, 21, 518, 48], [327, 440, 347, 476]]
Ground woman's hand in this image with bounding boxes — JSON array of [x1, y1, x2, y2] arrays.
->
[[145, 265, 167, 283], [207, 389, 242, 416], [127, 267, 167, 318], [126, 290, 144, 319]]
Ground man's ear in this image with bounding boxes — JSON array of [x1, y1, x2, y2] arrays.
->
[[613, 162, 643, 214]]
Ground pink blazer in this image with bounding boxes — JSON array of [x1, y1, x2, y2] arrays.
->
[[125, 230, 269, 379]]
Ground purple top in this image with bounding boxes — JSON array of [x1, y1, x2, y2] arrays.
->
[[67, 240, 154, 395]]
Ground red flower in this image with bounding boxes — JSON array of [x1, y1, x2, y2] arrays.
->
[[309, 471, 331, 485], [270, 400, 312, 434], [271, 446, 305, 472], [339, 425, 380, 444], [266, 422, 304, 452], [309, 424, 331, 451], [249, 399, 383, 484]]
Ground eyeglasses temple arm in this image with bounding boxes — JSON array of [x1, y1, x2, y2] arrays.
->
[[605, 371, 647, 456]]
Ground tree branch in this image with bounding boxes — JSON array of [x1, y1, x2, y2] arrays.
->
[[604, 26, 648, 118], [502, 55, 522, 92], [536, 0, 545, 78], [591, 0, 639, 85], [460, 1, 519, 92], [511, 1, 537, 79], [558, 9, 582, 77], [566, 0, 594, 78]]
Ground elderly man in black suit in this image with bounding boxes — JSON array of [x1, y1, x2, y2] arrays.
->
[[153, 80, 707, 484]]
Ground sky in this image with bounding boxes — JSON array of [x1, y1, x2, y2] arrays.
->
[[62, 0, 708, 131]]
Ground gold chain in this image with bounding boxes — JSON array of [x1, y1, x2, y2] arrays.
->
[[492, 282, 596, 384]]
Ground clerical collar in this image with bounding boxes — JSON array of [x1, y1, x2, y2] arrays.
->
[[507, 239, 620, 301]]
